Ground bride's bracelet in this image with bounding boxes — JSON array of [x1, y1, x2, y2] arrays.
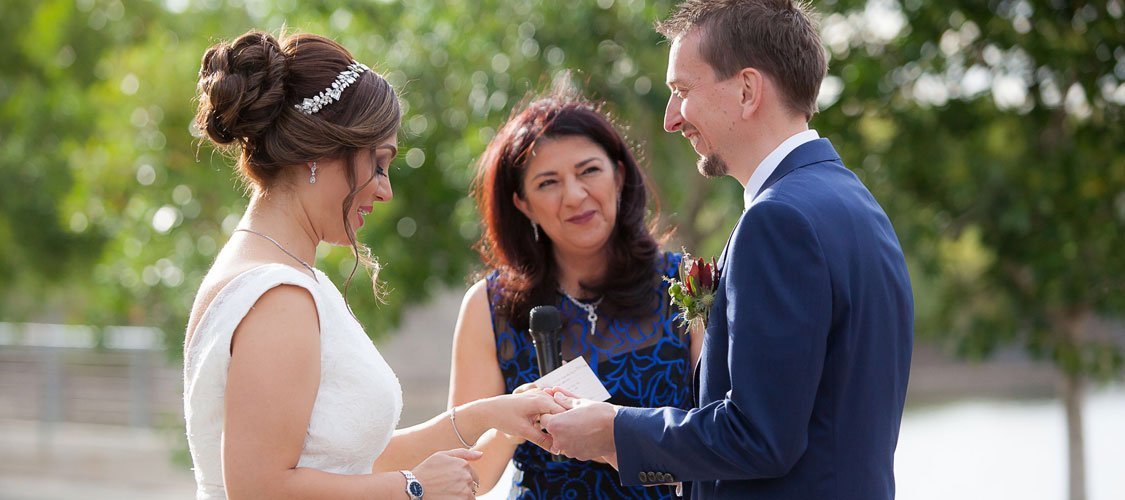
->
[[449, 406, 475, 448]]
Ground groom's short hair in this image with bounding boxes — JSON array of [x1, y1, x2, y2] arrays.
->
[[656, 0, 827, 120]]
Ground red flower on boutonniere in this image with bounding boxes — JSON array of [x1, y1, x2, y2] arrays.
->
[[664, 251, 721, 332]]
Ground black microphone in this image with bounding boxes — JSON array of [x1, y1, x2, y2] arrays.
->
[[528, 305, 566, 462], [529, 305, 563, 377]]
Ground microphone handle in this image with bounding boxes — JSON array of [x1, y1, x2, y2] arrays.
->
[[529, 331, 562, 376], [529, 330, 567, 462]]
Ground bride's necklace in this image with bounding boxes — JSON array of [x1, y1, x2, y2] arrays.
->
[[234, 228, 319, 282], [558, 287, 603, 333]]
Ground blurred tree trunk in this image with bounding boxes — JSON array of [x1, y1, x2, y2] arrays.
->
[[1063, 368, 1085, 500], [1060, 307, 1091, 500]]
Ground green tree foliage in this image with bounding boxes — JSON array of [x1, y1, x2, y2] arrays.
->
[[1, 0, 736, 353], [817, 0, 1123, 379], [4, 0, 1120, 376], [3, 0, 1121, 493], [813, 1, 1123, 497]]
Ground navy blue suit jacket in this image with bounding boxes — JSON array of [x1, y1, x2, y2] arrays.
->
[[614, 138, 913, 499]]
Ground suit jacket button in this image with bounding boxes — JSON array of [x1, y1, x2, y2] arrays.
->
[[666, 473, 676, 482], [638, 472, 648, 482], [658, 473, 670, 482], [647, 471, 657, 482]]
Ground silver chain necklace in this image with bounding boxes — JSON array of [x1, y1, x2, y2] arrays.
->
[[234, 228, 319, 282], [559, 288, 603, 334]]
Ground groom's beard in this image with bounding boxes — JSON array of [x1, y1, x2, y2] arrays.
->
[[698, 154, 728, 178]]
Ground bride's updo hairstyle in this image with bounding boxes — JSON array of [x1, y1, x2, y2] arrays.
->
[[194, 30, 399, 298]]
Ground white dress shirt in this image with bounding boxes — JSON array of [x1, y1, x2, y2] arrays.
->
[[743, 129, 820, 210]]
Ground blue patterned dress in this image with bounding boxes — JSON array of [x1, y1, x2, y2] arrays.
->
[[487, 252, 693, 499]]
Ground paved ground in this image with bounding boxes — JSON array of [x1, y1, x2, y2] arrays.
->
[[0, 420, 195, 499]]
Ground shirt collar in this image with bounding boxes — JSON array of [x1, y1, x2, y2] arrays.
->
[[743, 129, 820, 209]]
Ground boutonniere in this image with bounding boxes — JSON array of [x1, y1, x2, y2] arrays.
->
[[664, 252, 721, 332]]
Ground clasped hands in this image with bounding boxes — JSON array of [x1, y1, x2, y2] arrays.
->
[[517, 385, 619, 465]]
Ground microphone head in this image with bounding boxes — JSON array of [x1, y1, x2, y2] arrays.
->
[[529, 305, 562, 332]]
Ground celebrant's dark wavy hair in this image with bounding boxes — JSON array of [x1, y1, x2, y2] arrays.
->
[[472, 82, 663, 330]]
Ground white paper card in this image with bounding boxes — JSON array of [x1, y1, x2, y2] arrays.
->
[[535, 356, 612, 402]]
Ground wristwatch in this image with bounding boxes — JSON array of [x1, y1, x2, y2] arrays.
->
[[400, 470, 424, 500]]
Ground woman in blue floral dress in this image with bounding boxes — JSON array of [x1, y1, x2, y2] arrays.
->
[[449, 85, 701, 499]]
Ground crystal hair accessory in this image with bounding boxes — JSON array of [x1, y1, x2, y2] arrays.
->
[[293, 61, 370, 115]]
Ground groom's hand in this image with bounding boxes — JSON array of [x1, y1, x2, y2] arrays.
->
[[538, 392, 619, 462]]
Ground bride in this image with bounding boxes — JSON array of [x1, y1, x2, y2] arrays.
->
[[183, 30, 563, 499]]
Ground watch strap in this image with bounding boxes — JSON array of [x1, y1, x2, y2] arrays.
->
[[399, 470, 423, 500]]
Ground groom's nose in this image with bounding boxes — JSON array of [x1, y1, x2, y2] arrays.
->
[[664, 95, 684, 133]]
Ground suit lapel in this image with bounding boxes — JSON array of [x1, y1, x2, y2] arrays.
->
[[753, 138, 841, 201], [693, 139, 841, 407], [692, 356, 701, 406], [716, 139, 840, 271], [715, 230, 735, 273]]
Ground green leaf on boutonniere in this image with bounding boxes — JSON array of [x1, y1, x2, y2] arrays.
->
[[666, 251, 721, 332]]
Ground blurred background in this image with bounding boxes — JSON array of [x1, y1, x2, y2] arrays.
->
[[0, 0, 1122, 499]]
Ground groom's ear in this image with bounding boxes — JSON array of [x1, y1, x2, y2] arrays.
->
[[738, 68, 763, 120]]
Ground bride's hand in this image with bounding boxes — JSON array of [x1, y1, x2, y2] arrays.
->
[[411, 448, 482, 499], [481, 389, 565, 451], [497, 383, 540, 445]]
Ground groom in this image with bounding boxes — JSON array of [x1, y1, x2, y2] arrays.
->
[[539, 1, 914, 498]]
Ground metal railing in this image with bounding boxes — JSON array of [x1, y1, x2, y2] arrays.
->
[[0, 322, 175, 430]]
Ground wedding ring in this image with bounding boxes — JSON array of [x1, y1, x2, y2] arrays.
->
[[471, 480, 479, 494]]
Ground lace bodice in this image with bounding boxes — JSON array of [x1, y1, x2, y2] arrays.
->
[[183, 264, 402, 499]]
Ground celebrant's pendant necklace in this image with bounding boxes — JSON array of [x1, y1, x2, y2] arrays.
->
[[559, 288, 603, 334]]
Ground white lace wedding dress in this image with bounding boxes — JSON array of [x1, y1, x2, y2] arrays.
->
[[183, 264, 403, 499]]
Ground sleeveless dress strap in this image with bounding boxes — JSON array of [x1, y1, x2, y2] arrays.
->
[[186, 263, 325, 378], [183, 263, 328, 496]]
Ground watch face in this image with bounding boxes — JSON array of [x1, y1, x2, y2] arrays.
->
[[408, 481, 424, 497]]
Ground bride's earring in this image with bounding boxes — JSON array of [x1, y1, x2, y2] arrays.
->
[[531, 221, 540, 242], [308, 161, 318, 184]]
